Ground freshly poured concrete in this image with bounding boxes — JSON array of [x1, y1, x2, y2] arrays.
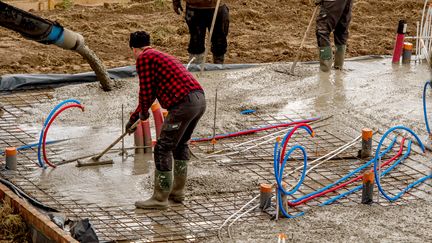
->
[[19, 57, 432, 241]]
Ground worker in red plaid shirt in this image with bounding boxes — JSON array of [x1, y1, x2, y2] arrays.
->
[[127, 31, 206, 209]]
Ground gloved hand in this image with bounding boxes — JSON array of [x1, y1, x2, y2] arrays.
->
[[125, 120, 137, 134], [314, 0, 322, 5], [139, 112, 149, 121], [173, 0, 183, 15]]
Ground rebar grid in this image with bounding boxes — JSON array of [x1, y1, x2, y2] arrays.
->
[[1, 90, 431, 241]]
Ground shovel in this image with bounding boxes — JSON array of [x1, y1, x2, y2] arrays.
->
[[76, 119, 141, 167]]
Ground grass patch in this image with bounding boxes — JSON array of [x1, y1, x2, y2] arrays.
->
[[0, 201, 30, 242]]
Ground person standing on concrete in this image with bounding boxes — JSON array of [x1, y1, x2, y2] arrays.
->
[[172, 0, 230, 64], [126, 31, 206, 209], [315, 0, 353, 71]]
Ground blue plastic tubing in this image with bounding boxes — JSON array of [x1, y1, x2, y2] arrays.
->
[[321, 140, 413, 206], [290, 137, 397, 204], [273, 125, 313, 218], [37, 99, 81, 168], [423, 81, 432, 134], [374, 126, 429, 202]]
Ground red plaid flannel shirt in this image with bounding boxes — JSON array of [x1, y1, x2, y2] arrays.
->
[[129, 47, 203, 123]]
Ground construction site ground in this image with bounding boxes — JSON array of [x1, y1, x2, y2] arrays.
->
[[1, 58, 431, 241], [0, 0, 424, 75]]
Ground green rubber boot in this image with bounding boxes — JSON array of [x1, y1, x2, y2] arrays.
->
[[189, 53, 204, 64], [135, 170, 172, 209], [169, 160, 188, 203], [334, 45, 346, 70], [319, 46, 332, 72]]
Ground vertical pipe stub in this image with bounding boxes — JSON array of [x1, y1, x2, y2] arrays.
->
[[134, 120, 144, 154], [361, 171, 374, 204], [142, 119, 153, 154], [392, 20, 407, 64], [259, 183, 272, 211], [402, 42, 413, 64], [5, 147, 17, 170], [151, 102, 164, 139], [278, 182, 289, 218], [360, 128, 373, 159]]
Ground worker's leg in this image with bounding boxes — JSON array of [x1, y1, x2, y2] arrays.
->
[[170, 92, 206, 202], [210, 4, 230, 64], [333, 0, 353, 69], [135, 91, 206, 209], [185, 6, 207, 64], [316, 0, 346, 72]]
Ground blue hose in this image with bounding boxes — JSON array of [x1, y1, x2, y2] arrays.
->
[[374, 126, 428, 201], [423, 81, 432, 134], [291, 137, 397, 203], [273, 125, 313, 218], [37, 99, 81, 168], [274, 144, 307, 218], [1, 139, 66, 156], [321, 140, 413, 206]]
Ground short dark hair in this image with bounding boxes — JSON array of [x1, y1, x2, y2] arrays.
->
[[129, 31, 150, 48]]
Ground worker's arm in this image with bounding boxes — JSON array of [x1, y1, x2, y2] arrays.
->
[[128, 56, 155, 127]]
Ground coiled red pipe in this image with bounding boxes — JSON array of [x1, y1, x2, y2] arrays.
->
[[42, 104, 84, 168]]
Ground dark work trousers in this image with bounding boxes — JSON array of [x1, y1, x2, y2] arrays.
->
[[154, 91, 206, 171], [185, 4, 230, 56], [316, 0, 353, 47]]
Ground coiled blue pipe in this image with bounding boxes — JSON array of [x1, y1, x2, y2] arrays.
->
[[321, 140, 413, 206], [274, 125, 312, 218], [423, 81, 432, 134], [291, 137, 397, 203], [37, 99, 81, 168], [374, 126, 428, 201]]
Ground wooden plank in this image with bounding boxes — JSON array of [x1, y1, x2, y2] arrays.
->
[[0, 182, 78, 243]]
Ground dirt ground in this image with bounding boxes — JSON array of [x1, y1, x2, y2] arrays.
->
[[0, 0, 424, 75]]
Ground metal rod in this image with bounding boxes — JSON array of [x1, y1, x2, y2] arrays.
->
[[212, 88, 218, 151], [121, 104, 125, 156]]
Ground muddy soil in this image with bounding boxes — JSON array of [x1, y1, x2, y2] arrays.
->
[[0, 0, 423, 75]]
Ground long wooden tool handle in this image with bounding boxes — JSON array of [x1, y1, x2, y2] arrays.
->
[[200, 0, 222, 73], [93, 119, 140, 160], [290, 5, 319, 73]]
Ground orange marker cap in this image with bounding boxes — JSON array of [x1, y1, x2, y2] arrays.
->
[[151, 102, 161, 111], [363, 171, 374, 184], [162, 110, 168, 118], [403, 42, 413, 51], [362, 128, 373, 140], [5, 147, 17, 156], [260, 183, 272, 193]]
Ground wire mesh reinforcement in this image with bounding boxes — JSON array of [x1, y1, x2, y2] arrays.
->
[[0, 90, 431, 241]]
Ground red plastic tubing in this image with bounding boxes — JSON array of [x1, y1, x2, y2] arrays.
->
[[192, 117, 320, 142], [287, 138, 406, 206], [42, 104, 85, 168]]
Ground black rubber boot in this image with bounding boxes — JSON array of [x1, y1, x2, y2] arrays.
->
[[319, 46, 332, 72], [334, 45, 346, 70], [213, 54, 225, 64], [169, 160, 188, 203], [135, 170, 172, 209]]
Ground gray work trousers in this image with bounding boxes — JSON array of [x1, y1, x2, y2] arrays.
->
[[154, 91, 206, 171], [316, 0, 353, 47]]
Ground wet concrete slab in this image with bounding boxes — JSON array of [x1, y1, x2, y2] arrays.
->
[[1, 57, 431, 241]]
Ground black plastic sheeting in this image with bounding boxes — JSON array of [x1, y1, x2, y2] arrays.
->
[[0, 63, 257, 91]]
